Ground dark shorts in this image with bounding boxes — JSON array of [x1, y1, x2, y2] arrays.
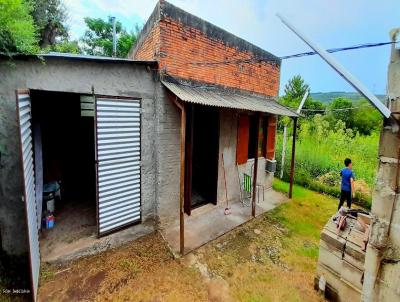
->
[[338, 190, 352, 209]]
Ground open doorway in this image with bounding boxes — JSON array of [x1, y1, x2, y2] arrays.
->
[[30, 90, 96, 260], [185, 105, 219, 213]]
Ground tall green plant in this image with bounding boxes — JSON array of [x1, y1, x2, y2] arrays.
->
[[0, 0, 38, 54]]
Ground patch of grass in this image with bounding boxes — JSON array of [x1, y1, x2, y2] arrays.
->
[[39, 232, 209, 302], [40, 265, 55, 283], [270, 178, 337, 271], [119, 259, 141, 276], [195, 179, 335, 301]]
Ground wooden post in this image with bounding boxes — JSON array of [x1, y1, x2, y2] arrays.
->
[[252, 112, 261, 217], [171, 97, 186, 255], [280, 125, 287, 179], [289, 117, 297, 198]]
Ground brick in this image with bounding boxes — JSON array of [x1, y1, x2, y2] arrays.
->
[[132, 17, 279, 97]]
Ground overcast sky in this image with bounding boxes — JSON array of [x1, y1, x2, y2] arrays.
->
[[64, 0, 399, 95]]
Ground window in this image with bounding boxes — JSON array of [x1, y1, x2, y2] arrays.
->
[[236, 114, 277, 164]]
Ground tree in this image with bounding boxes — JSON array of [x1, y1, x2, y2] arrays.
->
[[31, 0, 68, 48], [327, 97, 354, 129], [302, 98, 325, 117], [51, 40, 80, 54], [353, 99, 382, 135], [0, 0, 38, 54], [81, 17, 138, 58], [280, 75, 311, 109]]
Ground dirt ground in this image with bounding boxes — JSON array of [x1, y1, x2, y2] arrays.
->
[[38, 180, 333, 302]]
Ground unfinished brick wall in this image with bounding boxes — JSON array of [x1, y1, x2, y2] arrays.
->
[[134, 24, 161, 61], [132, 17, 280, 97]]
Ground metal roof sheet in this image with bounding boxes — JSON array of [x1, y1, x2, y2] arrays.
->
[[162, 81, 299, 117]]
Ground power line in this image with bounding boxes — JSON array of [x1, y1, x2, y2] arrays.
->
[[188, 41, 397, 66], [281, 41, 396, 60], [300, 105, 372, 112]]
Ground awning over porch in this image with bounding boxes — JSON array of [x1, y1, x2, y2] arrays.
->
[[162, 80, 299, 117]]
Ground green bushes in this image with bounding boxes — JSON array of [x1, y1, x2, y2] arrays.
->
[[276, 114, 379, 209]]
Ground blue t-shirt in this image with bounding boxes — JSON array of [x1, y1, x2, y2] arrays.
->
[[340, 168, 355, 192]]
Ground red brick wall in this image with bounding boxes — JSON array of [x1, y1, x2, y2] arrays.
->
[[134, 24, 161, 61], [133, 17, 280, 97]]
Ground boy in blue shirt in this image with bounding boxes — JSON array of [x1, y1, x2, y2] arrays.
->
[[338, 158, 355, 210]]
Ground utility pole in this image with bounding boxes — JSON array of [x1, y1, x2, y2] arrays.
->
[[280, 91, 308, 179], [111, 16, 117, 57]]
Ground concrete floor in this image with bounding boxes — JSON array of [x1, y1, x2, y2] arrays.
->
[[39, 199, 155, 263], [162, 188, 287, 255]]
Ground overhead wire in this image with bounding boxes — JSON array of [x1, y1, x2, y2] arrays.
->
[[187, 41, 397, 66]]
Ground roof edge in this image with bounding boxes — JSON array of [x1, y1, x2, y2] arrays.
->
[[162, 74, 278, 100], [162, 76, 299, 117], [0, 52, 157, 65]]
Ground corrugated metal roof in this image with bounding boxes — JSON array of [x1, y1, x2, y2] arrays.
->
[[40, 52, 157, 64], [162, 81, 299, 117], [0, 52, 156, 65]]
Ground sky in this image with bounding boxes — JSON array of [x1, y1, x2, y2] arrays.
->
[[64, 0, 400, 95]]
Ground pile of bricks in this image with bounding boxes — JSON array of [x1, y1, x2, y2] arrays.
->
[[315, 216, 370, 301]]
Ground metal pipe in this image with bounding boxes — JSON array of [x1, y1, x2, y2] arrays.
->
[[112, 16, 117, 57], [277, 13, 391, 118], [289, 117, 298, 198], [171, 96, 186, 255], [281, 91, 308, 179], [252, 112, 261, 217], [297, 91, 309, 114], [280, 125, 287, 179]]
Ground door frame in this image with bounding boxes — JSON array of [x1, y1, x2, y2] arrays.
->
[[15, 89, 40, 302], [184, 104, 220, 215]]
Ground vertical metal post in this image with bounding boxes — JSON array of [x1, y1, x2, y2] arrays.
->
[[280, 125, 287, 179], [112, 16, 117, 57], [252, 112, 261, 217], [289, 117, 298, 198], [281, 91, 307, 179]]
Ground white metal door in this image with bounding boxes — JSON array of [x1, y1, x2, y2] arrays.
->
[[95, 97, 141, 236], [16, 91, 40, 301]]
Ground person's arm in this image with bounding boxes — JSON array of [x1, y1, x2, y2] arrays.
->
[[351, 177, 355, 198]]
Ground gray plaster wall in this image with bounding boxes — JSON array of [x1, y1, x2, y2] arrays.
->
[[217, 110, 274, 205], [154, 84, 181, 227], [0, 57, 158, 255]]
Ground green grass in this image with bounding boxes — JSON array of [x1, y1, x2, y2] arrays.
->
[[275, 123, 379, 209], [271, 178, 337, 266]]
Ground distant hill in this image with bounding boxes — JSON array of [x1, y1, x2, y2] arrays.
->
[[310, 92, 386, 104]]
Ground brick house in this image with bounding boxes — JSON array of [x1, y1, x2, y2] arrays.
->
[[129, 0, 297, 230], [0, 1, 297, 300]]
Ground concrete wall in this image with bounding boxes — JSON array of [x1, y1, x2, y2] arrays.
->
[[0, 57, 158, 255], [362, 39, 400, 301], [217, 109, 274, 205], [154, 85, 181, 227]]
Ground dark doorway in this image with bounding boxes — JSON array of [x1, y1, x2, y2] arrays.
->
[[185, 105, 219, 214], [30, 90, 96, 260]]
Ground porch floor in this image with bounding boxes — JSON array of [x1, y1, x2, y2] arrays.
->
[[162, 188, 288, 256]]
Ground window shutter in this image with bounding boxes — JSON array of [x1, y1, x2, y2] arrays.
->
[[265, 115, 277, 160], [236, 115, 249, 164]]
